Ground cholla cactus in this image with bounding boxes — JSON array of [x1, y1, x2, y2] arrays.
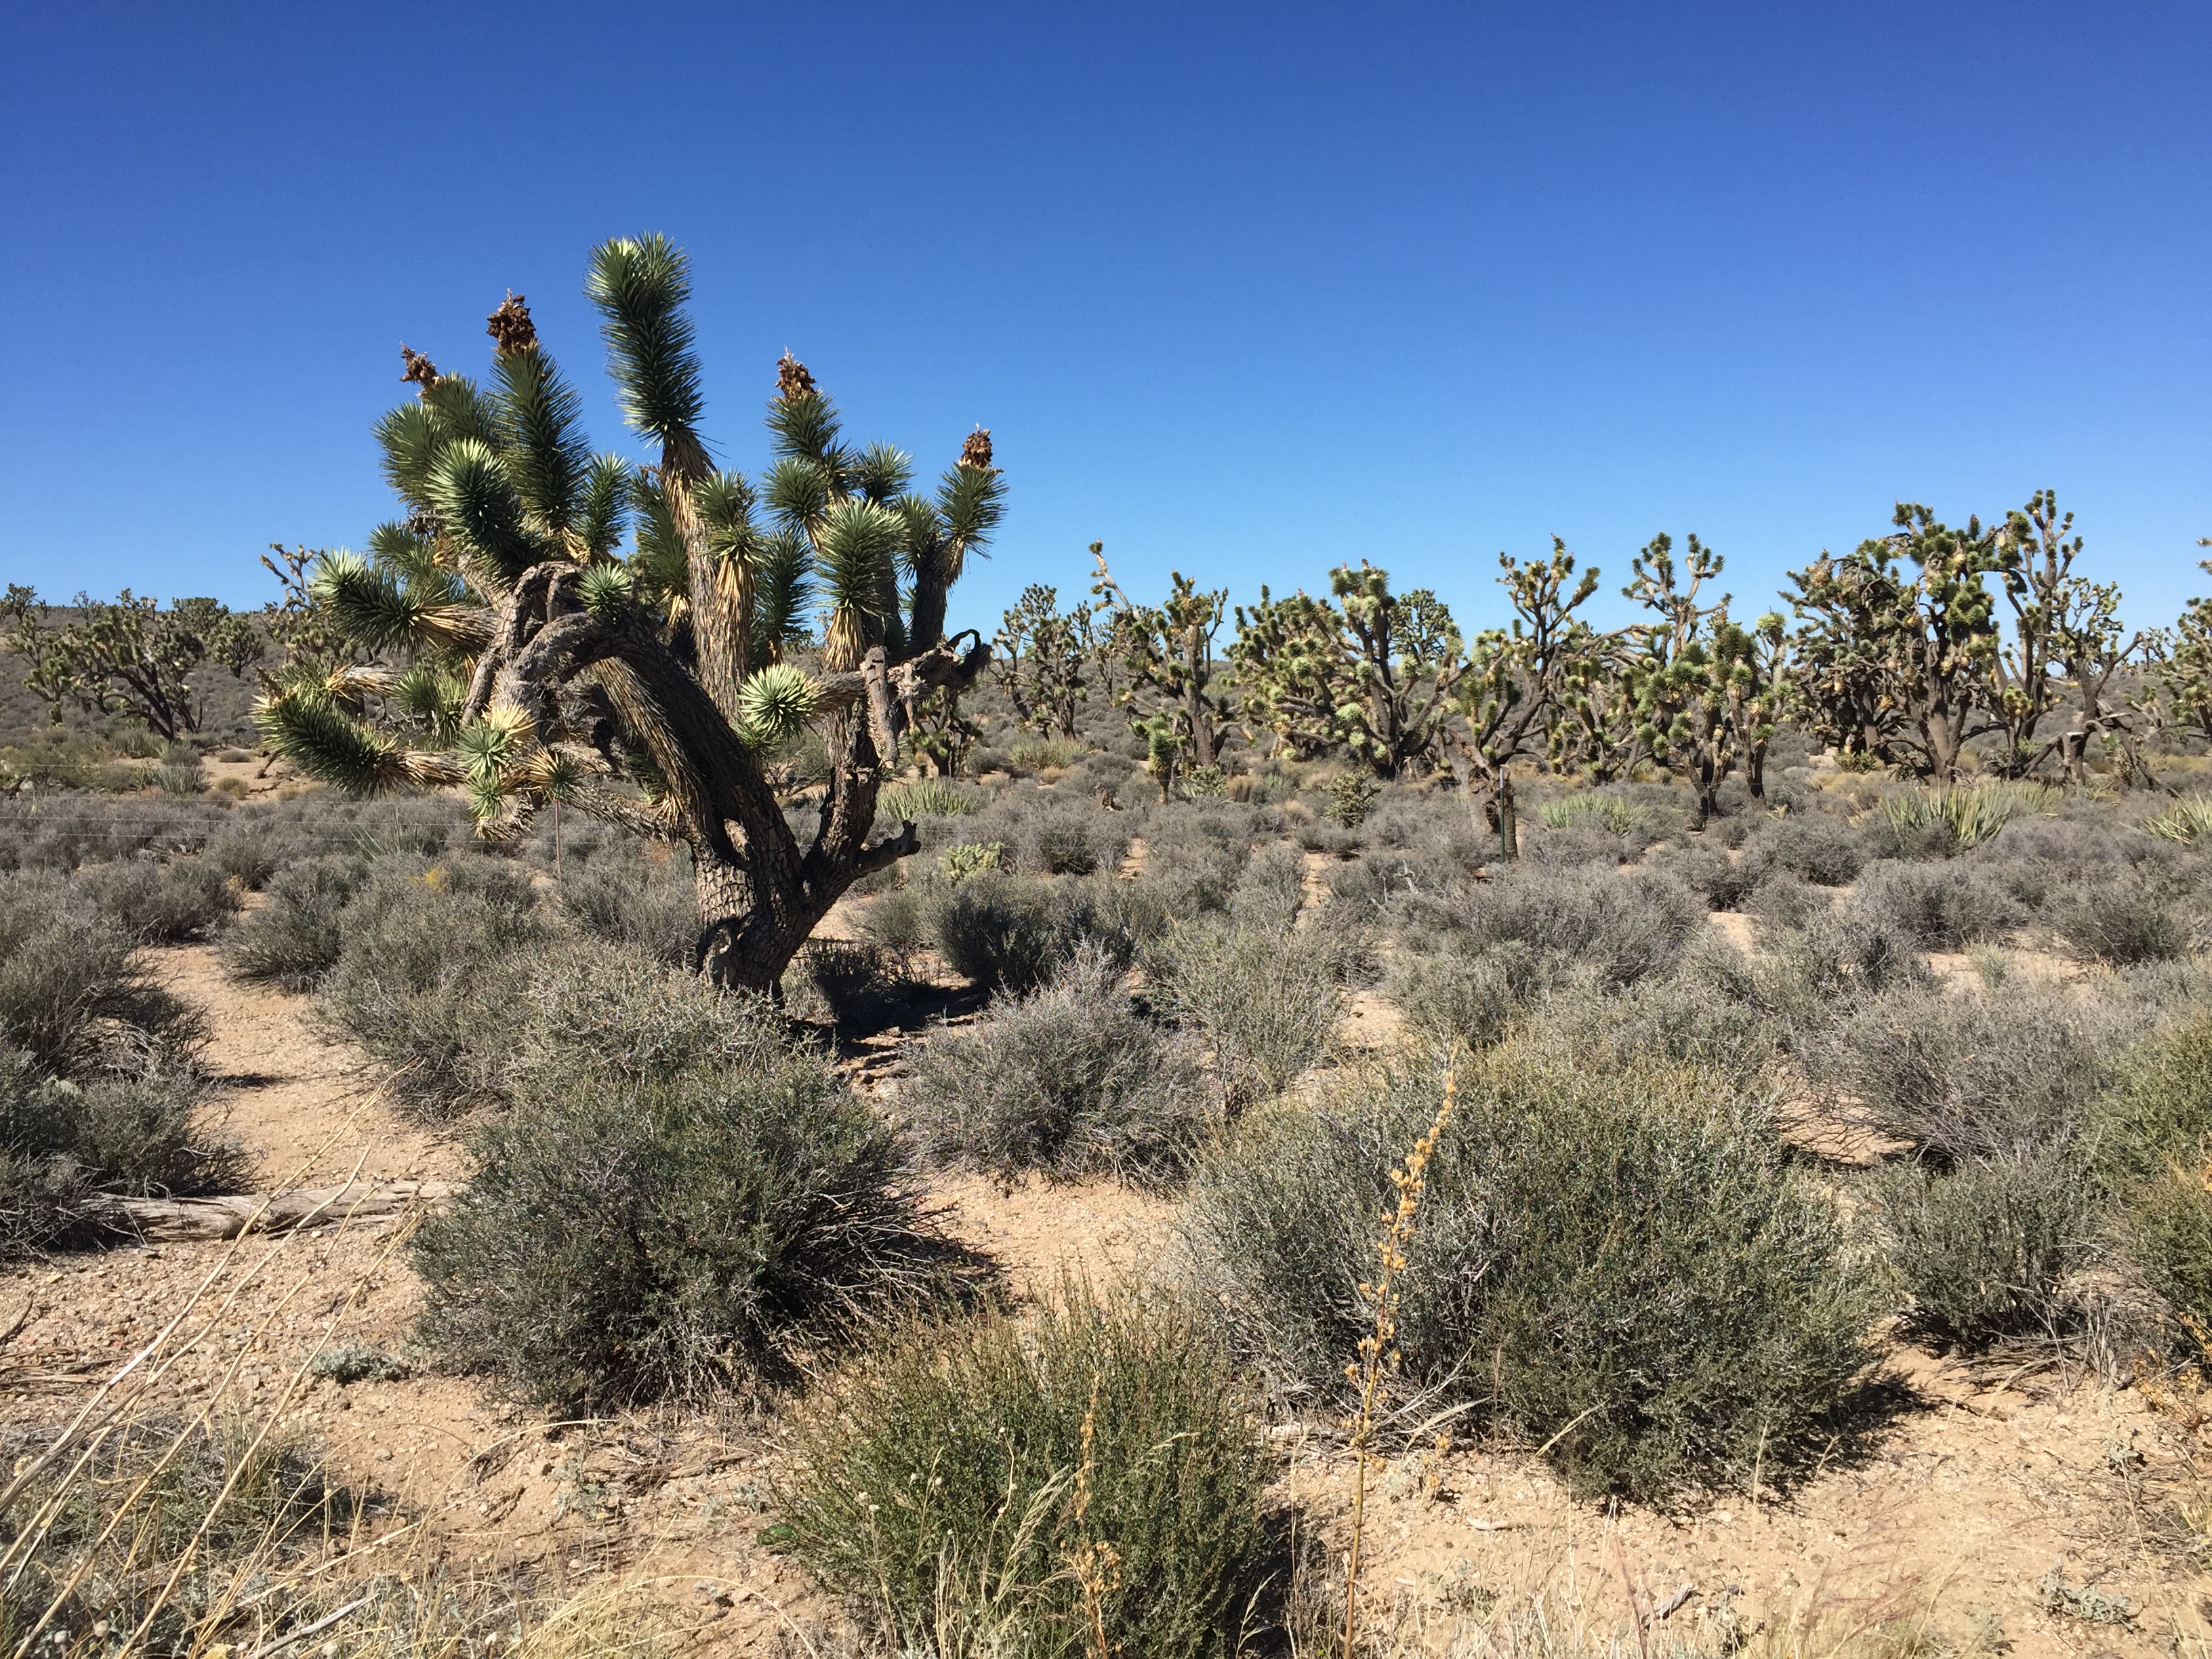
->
[[258, 237, 1002, 991]]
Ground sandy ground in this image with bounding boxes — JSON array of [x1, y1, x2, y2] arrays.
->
[[5, 939, 2210, 1656]]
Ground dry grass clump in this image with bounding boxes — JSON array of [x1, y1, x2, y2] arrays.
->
[[903, 945, 1210, 1184], [1183, 1036, 1875, 1500], [777, 1281, 1271, 1659], [414, 1000, 970, 1407]]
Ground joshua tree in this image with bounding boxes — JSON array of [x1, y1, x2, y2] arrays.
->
[[1445, 542, 1601, 859], [1231, 562, 1463, 779], [1090, 545, 1229, 798], [259, 237, 1002, 991], [994, 583, 1088, 739], [2, 586, 262, 742], [1786, 504, 2003, 783]]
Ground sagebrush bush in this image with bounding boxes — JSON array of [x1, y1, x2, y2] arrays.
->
[[903, 947, 1210, 1183], [1138, 804, 1258, 912], [80, 855, 240, 943], [318, 858, 548, 1118], [1872, 1154, 2100, 1349], [1755, 811, 1867, 886], [1852, 858, 2027, 950], [414, 1023, 964, 1406], [2048, 869, 2193, 965], [1410, 864, 1702, 991], [928, 872, 1166, 995], [1658, 841, 1764, 910], [798, 939, 910, 1025], [1229, 840, 1305, 933], [1805, 984, 2144, 1168], [501, 939, 793, 1097], [1147, 920, 1343, 1111], [1183, 1038, 1875, 1499], [558, 845, 697, 966], [1386, 949, 1522, 1052], [779, 1283, 1270, 1659], [220, 855, 367, 991], [0, 873, 203, 1074], [0, 1045, 240, 1254], [1740, 905, 1932, 1035]]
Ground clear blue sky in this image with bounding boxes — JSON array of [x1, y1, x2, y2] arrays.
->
[[3, 2, 2207, 638]]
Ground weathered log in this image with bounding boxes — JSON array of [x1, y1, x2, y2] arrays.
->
[[91, 1181, 456, 1243]]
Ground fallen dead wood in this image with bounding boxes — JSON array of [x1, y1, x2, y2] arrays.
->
[[90, 1180, 457, 1242]]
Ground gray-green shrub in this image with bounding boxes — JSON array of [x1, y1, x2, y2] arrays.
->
[[1872, 1154, 2100, 1348], [221, 855, 368, 991], [903, 947, 1209, 1183], [1182, 1038, 1875, 1499], [413, 1018, 962, 1407], [928, 873, 1166, 995], [1147, 920, 1343, 1111]]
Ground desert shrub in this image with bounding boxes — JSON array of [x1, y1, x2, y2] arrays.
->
[[1523, 825, 1633, 868], [0, 873, 203, 1074], [1877, 781, 2055, 858], [1386, 949, 1521, 1052], [1852, 858, 2027, 950], [1229, 841, 1305, 933], [79, 855, 239, 944], [1740, 905, 1932, 1035], [1658, 841, 1764, 909], [318, 858, 548, 1118], [2085, 1006, 2212, 1186], [204, 820, 285, 888], [558, 846, 697, 966], [1742, 869, 1828, 932], [1008, 735, 1081, 775], [1147, 920, 1343, 1111], [502, 939, 793, 1097], [2048, 870, 2193, 965], [1757, 812, 1867, 886], [862, 884, 930, 966], [0, 1046, 241, 1253], [1424, 865, 1702, 991], [2144, 796, 2212, 846], [1182, 1039, 1874, 1500], [220, 854, 368, 991], [1535, 790, 1660, 849], [779, 1284, 1269, 1659], [1139, 809, 1254, 914], [799, 939, 910, 1025], [929, 873, 1167, 996], [1804, 984, 2145, 1168], [1872, 1154, 2100, 1349], [414, 1025, 961, 1407], [1326, 847, 1448, 921], [2118, 1168, 2212, 1342], [904, 947, 1209, 1183], [1526, 957, 1786, 1094], [1293, 817, 1360, 855]]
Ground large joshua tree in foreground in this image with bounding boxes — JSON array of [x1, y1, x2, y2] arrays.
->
[[260, 236, 1002, 990]]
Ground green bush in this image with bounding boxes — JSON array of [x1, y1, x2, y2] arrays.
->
[[2118, 1168, 2212, 1343], [928, 872, 1167, 996], [1409, 864, 1702, 991], [778, 1284, 1270, 1659], [1853, 858, 2026, 950], [317, 858, 547, 1118], [220, 854, 368, 991], [1147, 920, 1343, 1111], [903, 947, 1209, 1183], [1755, 812, 1867, 886], [1181, 1038, 1875, 1500], [414, 1022, 963, 1407], [2086, 1006, 2212, 1185], [1872, 1155, 2100, 1349]]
